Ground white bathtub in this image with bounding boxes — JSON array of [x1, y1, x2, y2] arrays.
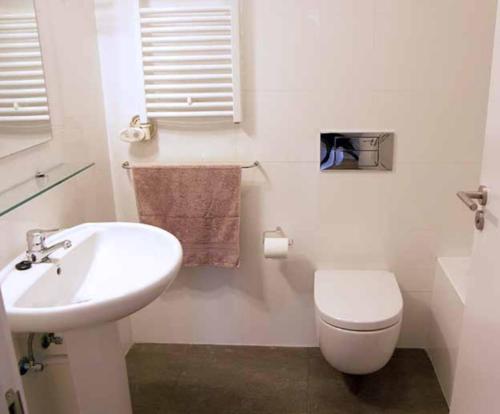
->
[[427, 257, 470, 405]]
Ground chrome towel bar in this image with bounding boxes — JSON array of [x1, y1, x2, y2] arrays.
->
[[121, 160, 259, 170]]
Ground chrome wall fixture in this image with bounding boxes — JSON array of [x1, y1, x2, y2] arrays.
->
[[320, 132, 394, 171], [18, 333, 44, 376], [119, 115, 157, 143], [121, 160, 259, 170], [457, 185, 488, 231], [25, 228, 72, 264]]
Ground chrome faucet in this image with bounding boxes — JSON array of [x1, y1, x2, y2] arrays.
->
[[26, 229, 72, 264]]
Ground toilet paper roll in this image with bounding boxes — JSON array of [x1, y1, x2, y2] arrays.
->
[[264, 237, 289, 259]]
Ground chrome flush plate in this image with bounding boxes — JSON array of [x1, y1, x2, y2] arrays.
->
[[320, 132, 394, 171]]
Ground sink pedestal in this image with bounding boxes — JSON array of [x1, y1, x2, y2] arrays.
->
[[65, 322, 132, 414], [0, 222, 183, 413]]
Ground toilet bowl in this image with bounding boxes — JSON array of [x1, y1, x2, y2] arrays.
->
[[314, 270, 403, 375]]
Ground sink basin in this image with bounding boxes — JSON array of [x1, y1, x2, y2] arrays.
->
[[0, 222, 182, 332], [0, 222, 182, 413]]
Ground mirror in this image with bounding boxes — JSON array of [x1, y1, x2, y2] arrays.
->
[[0, 0, 51, 159]]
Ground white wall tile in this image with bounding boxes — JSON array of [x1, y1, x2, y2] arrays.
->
[[318, 0, 375, 91], [371, 90, 488, 164], [373, 0, 416, 91], [398, 291, 432, 348], [247, 162, 320, 232], [96, 0, 495, 350], [411, 0, 497, 94], [373, 0, 496, 93], [427, 258, 467, 404], [239, 92, 320, 162], [241, 0, 321, 92]]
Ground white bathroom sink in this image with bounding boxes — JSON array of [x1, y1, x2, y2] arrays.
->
[[0, 222, 182, 332]]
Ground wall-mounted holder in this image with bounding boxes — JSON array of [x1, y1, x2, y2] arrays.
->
[[262, 227, 293, 259], [119, 115, 157, 143], [262, 227, 294, 246], [320, 132, 394, 171]]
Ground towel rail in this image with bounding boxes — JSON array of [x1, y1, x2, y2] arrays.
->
[[0, 51, 40, 58], [0, 60, 42, 68], [143, 54, 231, 63], [144, 64, 232, 72], [140, 7, 230, 14], [144, 73, 232, 82], [146, 102, 233, 110], [0, 12, 50, 124], [0, 23, 36, 30], [141, 25, 231, 34], [0, 106, 48, 114], [0, 42, 39, 50], [139, 2, 241, 122], [0, 32, 38, 40], [0, 115, 49, 122], [142, 45, 231, 53], [140, 16, 231, 25], [122, 161, 259, 170], [146, 92, 233, 100], [142, 35, 231, 43], [143, 110, 233, 118], [0, 88, 46, 96], [0, 69, 43, 77], [144, 83, 233, 91]]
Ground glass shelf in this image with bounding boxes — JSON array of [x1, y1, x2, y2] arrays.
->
[[0, 162, 95, 218]]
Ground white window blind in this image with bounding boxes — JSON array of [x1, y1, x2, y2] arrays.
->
[[139, 1, 241, 123], [0, 13, 49, 123]]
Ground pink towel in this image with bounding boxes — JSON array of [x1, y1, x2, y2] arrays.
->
[[133, 165, 241, 268]]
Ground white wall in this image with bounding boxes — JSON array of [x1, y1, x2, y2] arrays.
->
[[96, 0, 497, 347], [0, 1, 126, 413]]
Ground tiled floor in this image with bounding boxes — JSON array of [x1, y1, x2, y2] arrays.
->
[[126, 344, 448, 414]]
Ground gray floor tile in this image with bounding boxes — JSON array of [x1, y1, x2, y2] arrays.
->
[[173, 345, 309, 414], [126, 344, 448, 414], [307, 349, 448, 414]]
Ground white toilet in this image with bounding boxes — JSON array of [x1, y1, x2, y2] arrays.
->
[[314, 270, 403, 375]]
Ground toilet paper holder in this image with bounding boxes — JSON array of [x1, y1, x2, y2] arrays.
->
[[123, 115, 157, 142], [262, 227, 294, 246]]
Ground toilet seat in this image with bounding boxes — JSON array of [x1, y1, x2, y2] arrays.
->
[[314, 270, 403, 331]]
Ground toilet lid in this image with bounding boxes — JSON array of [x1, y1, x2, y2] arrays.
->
[[314, 270, 403, 331]]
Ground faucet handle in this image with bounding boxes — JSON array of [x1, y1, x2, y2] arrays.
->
[[26, 228, 60, 251]]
